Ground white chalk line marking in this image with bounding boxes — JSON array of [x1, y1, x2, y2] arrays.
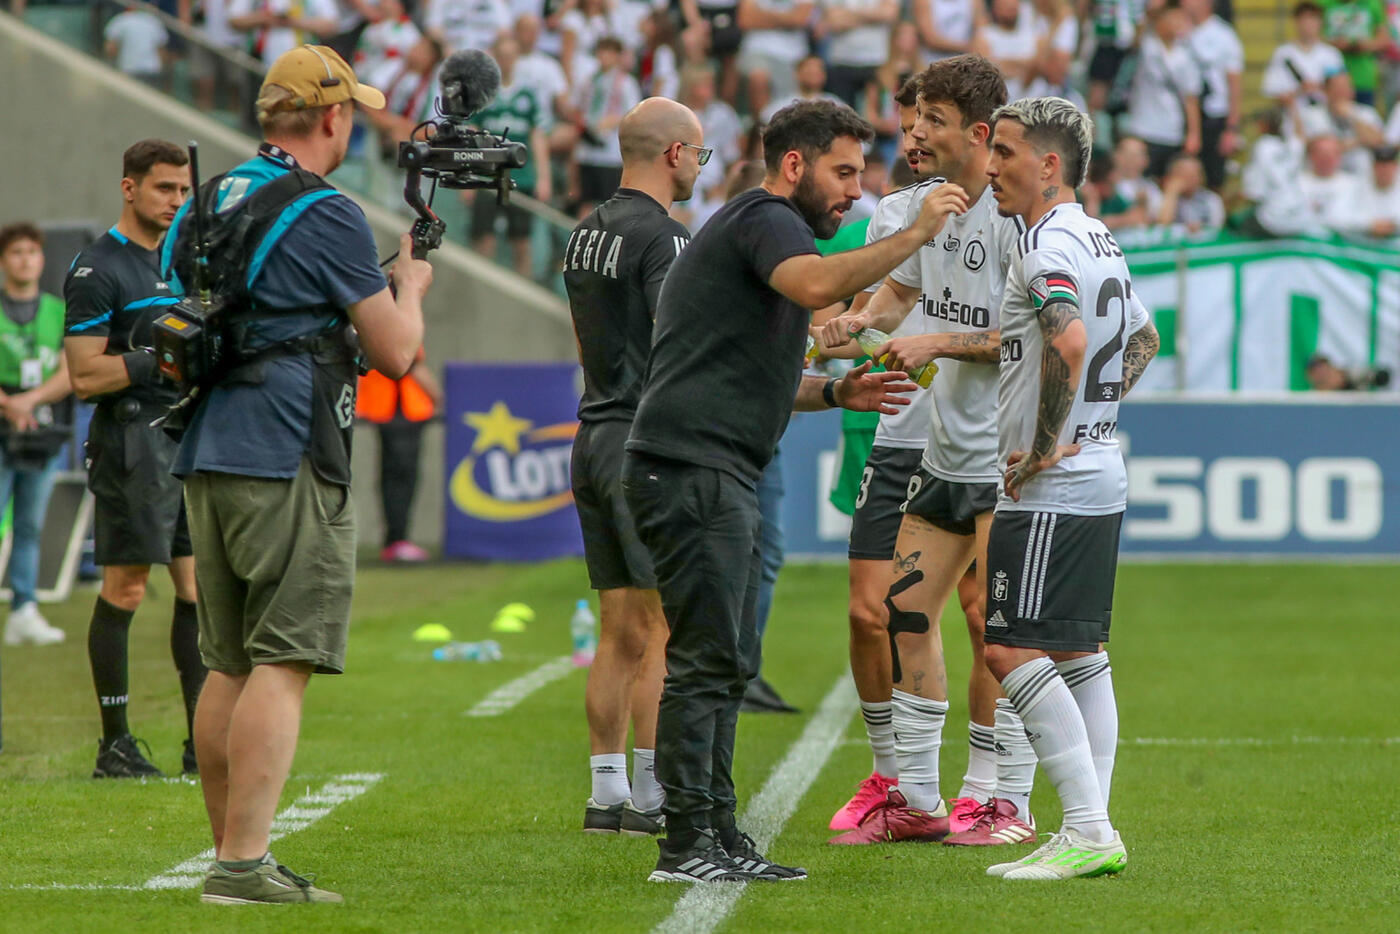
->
[[652, 675, 858, 934], [465, 655, 575, 717], [832, 735, 1400, 749], [8, 772, 385, 892]]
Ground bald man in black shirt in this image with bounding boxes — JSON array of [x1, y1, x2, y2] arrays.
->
[[623, 100, 968, 883], [565, 98, 702, 837]]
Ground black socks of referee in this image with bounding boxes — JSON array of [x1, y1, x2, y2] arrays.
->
[[170, 598, 206, 740], [89, 597, 206, 743], [88, 596, 134, 741]]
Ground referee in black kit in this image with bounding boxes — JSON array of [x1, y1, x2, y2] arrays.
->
[[564, 97, 702, 835], [623, 100, 968, 883]]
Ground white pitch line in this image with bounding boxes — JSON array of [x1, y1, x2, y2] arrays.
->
[[141, 772, 384, 890], [466, 655, 574, 717], [652, 675, 858, 934], [1126, 736, 1400, 747]]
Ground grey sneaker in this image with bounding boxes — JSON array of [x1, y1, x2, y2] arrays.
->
[[200, 853, 342, 904], [619, 800, 665, 837]]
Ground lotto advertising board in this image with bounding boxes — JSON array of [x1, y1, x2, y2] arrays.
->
[[443, 362, 583, 561], [778, 398, 1400, 560]]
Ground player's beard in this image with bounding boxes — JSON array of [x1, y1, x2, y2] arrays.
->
[[791, 172, 848, 240]]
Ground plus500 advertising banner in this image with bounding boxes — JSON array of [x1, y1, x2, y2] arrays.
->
[[443, 362, 583, 561], [779, 399, 1400, 559]]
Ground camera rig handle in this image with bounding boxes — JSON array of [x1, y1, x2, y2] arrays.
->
[[403, 166, 447, 260]]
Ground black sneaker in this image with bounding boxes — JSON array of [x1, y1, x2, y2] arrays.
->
[[740, 677, 800, 714], [723, 831, 808, 881], [619, 800, 665, 837], [92, 734, 164, 779], [182, 739, 198, 776], [584, 797, 624, 833], [648, 831, 748, 883]]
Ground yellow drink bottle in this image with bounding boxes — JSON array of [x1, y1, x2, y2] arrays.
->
[[852, 328, 937, 389]]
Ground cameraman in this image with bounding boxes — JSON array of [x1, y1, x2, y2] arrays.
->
[[63, 140, 202, 780], [163, 45, 430, 905]]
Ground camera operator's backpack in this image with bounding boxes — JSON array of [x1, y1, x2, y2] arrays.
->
[[157, 167, 341, 391]]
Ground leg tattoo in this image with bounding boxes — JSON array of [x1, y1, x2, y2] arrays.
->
[[884, 570, 929, 684]]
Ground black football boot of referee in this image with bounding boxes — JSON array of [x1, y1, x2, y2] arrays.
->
[[92, 734, 164, 779]]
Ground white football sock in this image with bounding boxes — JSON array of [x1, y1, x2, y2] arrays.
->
[[958, 721, 997, 802], [891, 689, 947, 811], [630, 748, 664, 811], [1000, 657, 1112, 844], [1057, 652, 1118, 807], [589, 753, 629, 806], [860, 700, 897, 778], [993, 697, 1036, 821]]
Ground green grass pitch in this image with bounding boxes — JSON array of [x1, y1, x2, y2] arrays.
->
[[1, 559, 1398, 933]]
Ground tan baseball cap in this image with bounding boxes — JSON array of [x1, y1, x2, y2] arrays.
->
[[259, 44, 386, 112]]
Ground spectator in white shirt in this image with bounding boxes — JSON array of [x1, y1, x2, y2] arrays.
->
[[1241, 106, 1305, 204], [558, 0, 621, 87], [1352, 146, 1400, 238], [680, 62, 743, 175], [105, 3, 169, 83], [1261, 1, 1345, 108], [971, 0, 1040, 102], [638, 8, 680, 100], [362, 33, 446, 149], [354, 0, 422, 89], [184, 0, 243, 111], [1025, 0, 1081, 107], [1157, 154, 1224, 234], [1256, 133, 1364, 236], [1183, 0, 1244, 190], [1123, 0, 1202, 179], [912, 0, 982, 65], [1294, 70, 1384, 176], [736, 0, 815, 120], [514, 13, 570, 117], [819, 0, 898, 108], [424, 0, 514, 55], [572, 35, 641, 216], [229, 0, 339, 64]]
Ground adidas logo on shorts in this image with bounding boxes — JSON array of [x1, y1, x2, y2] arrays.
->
[[986, 610, 1008, 628]]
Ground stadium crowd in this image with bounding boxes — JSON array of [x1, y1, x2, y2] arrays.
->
[[55, 0, 1400, 261]]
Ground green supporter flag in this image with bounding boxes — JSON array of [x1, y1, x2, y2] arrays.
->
[[814, 217, 879, 515]]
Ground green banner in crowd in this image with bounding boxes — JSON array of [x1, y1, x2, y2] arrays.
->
[[1119, 230, 1400, 393]]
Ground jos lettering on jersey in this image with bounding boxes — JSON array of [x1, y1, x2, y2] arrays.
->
[[563, 227, 624, 279], [918, 286, 990, 329]]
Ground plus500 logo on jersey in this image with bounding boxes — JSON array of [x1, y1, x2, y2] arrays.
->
[[1118, 401, 1399, 555], [918, 287, 990, 329]]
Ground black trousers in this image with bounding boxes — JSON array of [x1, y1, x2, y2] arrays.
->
[[621, 453, 762, 841], [378, 417, 425, 545], [1199, 116, 1229, 190]]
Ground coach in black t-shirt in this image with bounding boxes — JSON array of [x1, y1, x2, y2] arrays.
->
[[564, 97, 701, 836], [623, 99, 969, 882]]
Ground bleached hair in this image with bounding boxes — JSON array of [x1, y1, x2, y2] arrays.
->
[[991, 97, 1094, 188]]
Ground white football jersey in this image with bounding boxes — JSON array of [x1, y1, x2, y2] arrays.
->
[[997, 203, 1151, 515], [864, 185, 934, 450], [890, 183, 1024, 482]]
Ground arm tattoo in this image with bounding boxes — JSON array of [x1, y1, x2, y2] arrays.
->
[[1121, 323, 1161, 396], [943, 331, 1000, 363], [1031, 300, 1080, 459]]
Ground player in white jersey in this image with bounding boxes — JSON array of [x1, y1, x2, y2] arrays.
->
[[824, 76, 945, 832], [820, 56, 1040, 847], [982, 97, 1159, 881]]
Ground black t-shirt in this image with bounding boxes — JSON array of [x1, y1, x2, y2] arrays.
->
[[63, 228, 179, 405], [565, 188, 691, 424], [627, 188, 819, 486]]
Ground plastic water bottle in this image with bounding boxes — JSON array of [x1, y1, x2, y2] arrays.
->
[[570, 599, 597, 667], [853, 327, 937, 388], [432, 639, 503, 662]]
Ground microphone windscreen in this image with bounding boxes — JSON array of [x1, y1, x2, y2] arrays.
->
[[440, 49, 502, 116]]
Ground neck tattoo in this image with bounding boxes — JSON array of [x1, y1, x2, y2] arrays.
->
[[1042, 185, 1059, 201]]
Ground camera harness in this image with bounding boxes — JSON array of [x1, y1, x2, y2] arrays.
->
[[155, 143, 365, 483]]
